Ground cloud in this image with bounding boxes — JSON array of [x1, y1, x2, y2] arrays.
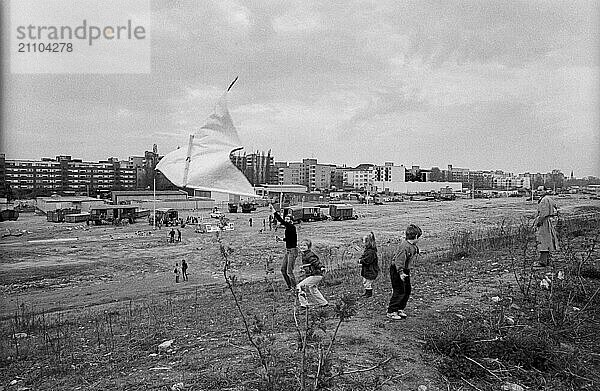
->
[[2, 0, 599, 176], [336, 87, 430, 137]]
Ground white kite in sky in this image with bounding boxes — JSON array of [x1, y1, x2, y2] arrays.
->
[[156, 87, 256, 197]]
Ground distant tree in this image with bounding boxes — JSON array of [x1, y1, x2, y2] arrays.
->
[[3, 183, 13, 201], [532, 176, 545, 189], [430, 167, 443, 182], [544, 171, 565, 190]]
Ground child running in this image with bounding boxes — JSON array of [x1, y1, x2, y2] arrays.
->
[[297, 239, 328, 309], [387, 224, 422, 320], [358, 232, 379, 297]]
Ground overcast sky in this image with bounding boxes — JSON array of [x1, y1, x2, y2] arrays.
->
[[2, 0, 599, 176]]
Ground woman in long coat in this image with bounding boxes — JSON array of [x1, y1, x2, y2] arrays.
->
[[535, 191, 559, 266]]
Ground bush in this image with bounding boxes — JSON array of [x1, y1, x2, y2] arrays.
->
[[580, 265, 600, 280], [424, 318, 555, 382], [488, 331, 553, 371]]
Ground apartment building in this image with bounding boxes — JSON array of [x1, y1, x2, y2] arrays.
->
[[373, 163, 406, 192], [2, 155, 136, 195], [444, 165, 530, 189], [0, 154, 6, 197], [493, 175, 531, 189], [343, 164, 375, 190], [277, 158, 336, 191]]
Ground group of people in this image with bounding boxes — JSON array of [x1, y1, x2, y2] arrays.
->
[[174, 259, 188, 283], [168, 193, 558, 320], [269, 191, 556, 319], [269, 204, 422, 319], [186, 216, 200, 225], [169, 228, 182, 243]]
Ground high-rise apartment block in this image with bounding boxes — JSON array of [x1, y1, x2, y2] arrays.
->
[[0, 145, 176, 197], [276, 158, 336, 191], [2, 155, 136, 196]]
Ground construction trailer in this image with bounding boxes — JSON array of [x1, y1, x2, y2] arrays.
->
[[64, 213, 91, 223], [299, 206, 328, 222], [46, 208, 80, 223], [149, 208, 179, 226], [328, 204, 357, 221], [280, 205, 329, 223], [90, 205, 138, 225], [36, 196, 105, 215], [134, 209, 151, 219], [282, 206, 304, 222]]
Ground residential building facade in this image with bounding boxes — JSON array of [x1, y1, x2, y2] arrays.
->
[[373, 163, 406, 192], [2, 155, 136, 196], [277, 158, 336, 191], [344, 164, 375, 190]]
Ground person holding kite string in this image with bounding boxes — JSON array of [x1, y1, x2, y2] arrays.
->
[[270, 204, 298, 290]]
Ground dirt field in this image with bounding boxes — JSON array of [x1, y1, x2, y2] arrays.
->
[[1, 195, 599, 319], [1, 195, 600, 390]]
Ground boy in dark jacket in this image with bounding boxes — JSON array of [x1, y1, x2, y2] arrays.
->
[[387, 224, 422, 320], [358, 232, 379, 297], [297, 239, 328, 308]]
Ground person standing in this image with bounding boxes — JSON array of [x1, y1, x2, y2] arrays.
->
[[177, 228, 182, 242], [535, 190, 560, 266], [181, 259, 188, 281], [387, 224, 422, 320], [169, 228, 175, 243], [174, 262, 181, 283], [358, 232, 379, 297], [270, 204, 298, 290], [249, 217, 253, 227]]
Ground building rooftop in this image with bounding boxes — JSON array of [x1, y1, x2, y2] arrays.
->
[[90, 205, 138, 210], [111, 190, 187, 196], [37, 196, 101, 203]]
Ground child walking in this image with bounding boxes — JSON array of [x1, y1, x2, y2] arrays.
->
[[358, 232, 379, 297], [387, 224, 422, 320], [297, 239, 328, 308]]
